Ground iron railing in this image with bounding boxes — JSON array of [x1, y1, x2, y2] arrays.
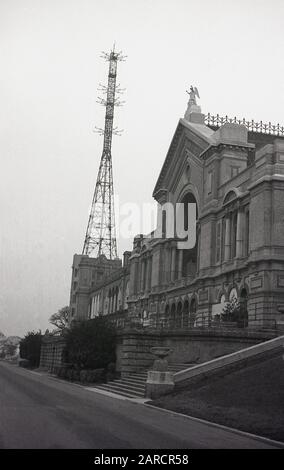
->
[[106, 310, 280, 335], [205, 113, 284, 136], [116, 315, 279, 334]]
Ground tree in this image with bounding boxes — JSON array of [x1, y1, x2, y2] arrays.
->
[[20, 331, 43, 367], [221, 296, 240, 323], [65, 317, 116, 370], [4, 343, 17, 357], [49, 306, 70, 333], [221, 296, 248, 327]]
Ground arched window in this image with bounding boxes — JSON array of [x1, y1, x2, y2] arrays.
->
[[176, 302, 183, 328], [229, 287, 238, 301], [240, 288, 248, 327], [108, 289, 111, 314], [183, 299, 189, 328], [189, 297, 197, 327], [220, 294, 226, 304], [223, 189, 238, 205], [180, 193, 199, 278], [170, 304, 176, 329], [221, 189, 249, 263], [164, 304, 170, 327], [111, 288, 115, 313], [185, 163, 191, 181], [115, 286, 119, 312], [124, 281, 129, 310]]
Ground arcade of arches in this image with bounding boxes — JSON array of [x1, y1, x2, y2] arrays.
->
[[163, 297, 198, 328], [161, 288, 248, 329]]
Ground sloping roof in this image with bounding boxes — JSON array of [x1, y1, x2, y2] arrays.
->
[[180, 118, 216, 143]]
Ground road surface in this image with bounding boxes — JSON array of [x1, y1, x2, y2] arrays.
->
[[0, 361, 281, 449]]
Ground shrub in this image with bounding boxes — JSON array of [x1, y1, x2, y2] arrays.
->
[[72, 370, 81, 382], [86, 368, 105, 383], [19, 358, 31, 368], [106, 362, 117, 382], [57, 366, 106, 384], [66, 369, 74, 381], [80, 369, 89, 383], [65, 317, 116, 370], [107, 362, 116, 373], [19, 331, 42, 368], [57, 367, 66, 379]]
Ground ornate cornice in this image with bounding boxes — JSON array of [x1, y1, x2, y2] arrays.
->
[[200, 142, 254, 161]]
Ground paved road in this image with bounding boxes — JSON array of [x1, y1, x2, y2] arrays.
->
[[0, 361, 281, 449]]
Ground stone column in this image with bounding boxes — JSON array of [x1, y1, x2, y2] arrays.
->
[[196, 224, 200, 274], [162, 245, 167, 284], [178, 249, 183, 279], [91, 297, 95, 318], [112, 292, 115, 313], [236, 210, 244, 258], [108, 293, 111, 314], [94, 296, 97, 316], [162, 245, 168, 284], [134, 259, 140, 295], [140, 259, 145, 293], [144, 258, 148, 292], [171, 247, 176, 282], [147, 257, 152, 291], [168, 246, 172, 282], [224, 216, 231, 261], [98, 293, 102, 315]]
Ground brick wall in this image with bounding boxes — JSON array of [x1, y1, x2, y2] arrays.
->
[[39, 336, 67, 373]]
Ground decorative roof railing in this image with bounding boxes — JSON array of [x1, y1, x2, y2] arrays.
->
[[205, 113, 284, 136]]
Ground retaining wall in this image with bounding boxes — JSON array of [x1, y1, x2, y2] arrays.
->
[[173, 334, 284, 390], [116, 328, 276, 376]]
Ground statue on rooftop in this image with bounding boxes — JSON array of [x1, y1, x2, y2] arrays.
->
[[184, 86, 203, 123], [186, 86, 200, 105]]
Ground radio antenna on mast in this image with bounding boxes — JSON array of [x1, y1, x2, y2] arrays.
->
[[82, 47, 126, 259]]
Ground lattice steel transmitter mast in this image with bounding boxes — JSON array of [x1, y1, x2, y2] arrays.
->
[[82, 46, 125, 259]]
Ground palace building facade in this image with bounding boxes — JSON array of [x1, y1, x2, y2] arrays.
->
[[69, 98, 284, 332]]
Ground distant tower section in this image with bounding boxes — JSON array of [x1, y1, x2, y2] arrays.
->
[[82, 46, 125, 259]]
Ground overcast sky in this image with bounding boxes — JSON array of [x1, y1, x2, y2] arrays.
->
[[0, 0, 283, 336]]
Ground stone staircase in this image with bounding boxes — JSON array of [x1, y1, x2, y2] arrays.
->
[[91, 363, 194, 399]]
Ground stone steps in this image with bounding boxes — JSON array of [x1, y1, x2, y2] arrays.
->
[[113, 376, 145, 386], [112, 379, 145, 392], [89, 363, 195, 399], [94, 384, 143, 399], [128, 373, 147, 380], [95, 382, 145, 397]]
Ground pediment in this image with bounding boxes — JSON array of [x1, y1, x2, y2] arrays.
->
[[153, 118, 212, 201]]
